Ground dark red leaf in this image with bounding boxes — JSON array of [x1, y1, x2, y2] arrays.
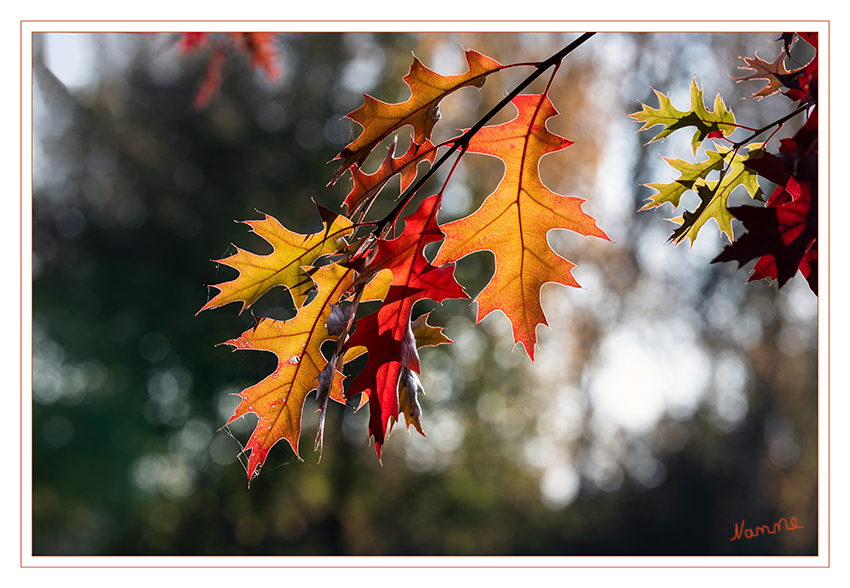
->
[[712, 181, 816, 289]]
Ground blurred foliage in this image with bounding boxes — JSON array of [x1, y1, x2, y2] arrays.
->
[[31, 31, 817, 556]]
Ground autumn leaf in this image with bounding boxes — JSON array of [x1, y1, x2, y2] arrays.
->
[[343, 310, 417, 460], [343, 195, 467, 455], [200, 204, 353, 314], [434, 93, 608, 359], [342, 310, 450, 439], [712, 142, 818, 292], [222, 263, 354, 481], [732, 51, 796, 100], [665, 144, 765, 245], [640, 150, 726, 211], [355, 194, 467, 339], [397, 312, 452, 436], [734, 35, 817, 104], [343, 137, 438, 216], [330, 49, 503, 184], [742, 149, 796, 187], [341, 312, 451, 455], [752, 242, 817, 294], [712, 181, 816, 290], [732, 47, 819, 102], [630, 78, 737, 155]]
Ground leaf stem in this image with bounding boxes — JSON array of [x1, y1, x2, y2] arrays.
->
[[732, 103, 810, 149]]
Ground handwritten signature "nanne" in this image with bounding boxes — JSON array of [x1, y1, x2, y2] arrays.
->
[[730, 517, 804, 541]]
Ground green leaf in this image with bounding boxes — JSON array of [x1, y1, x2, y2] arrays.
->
[[199, 204, 353, 314], [630, 78, 737, 154], [641, 150, 726, 210], [669, 144, 765, 245]]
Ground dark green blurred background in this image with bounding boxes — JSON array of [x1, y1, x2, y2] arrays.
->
[[31, 31, 818, 555]]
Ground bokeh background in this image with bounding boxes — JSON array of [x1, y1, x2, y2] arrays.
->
[[31, 31, 818, 555]]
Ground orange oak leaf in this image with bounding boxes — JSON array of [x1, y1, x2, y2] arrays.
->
[[200, 205, 353, 314], [433, 94, 609, 359], [223, 262, 353, 481], [343, 137, 438, 216], [330, 49, 503, 184]]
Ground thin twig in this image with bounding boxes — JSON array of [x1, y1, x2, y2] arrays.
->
[[732, 103, 811, 149]]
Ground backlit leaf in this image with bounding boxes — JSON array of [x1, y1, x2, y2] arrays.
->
[[344, 195, 467, 455], [630, 78, 736, 155], [712, 181, 816, 288], [434, 94, 608, 359], [640, 150, 726, 211], [668, 144, 765, 245], [200, 205, 353, 314], [222, 263, 353, 481], [343, 138, 438, 216], [331, 50, 503, 183]]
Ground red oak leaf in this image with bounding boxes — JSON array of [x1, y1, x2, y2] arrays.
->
[[712, 181, 816, 290], [344, 195, 467, 456], [344, 311, 418, 460], [351, 194, 467, 341]]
